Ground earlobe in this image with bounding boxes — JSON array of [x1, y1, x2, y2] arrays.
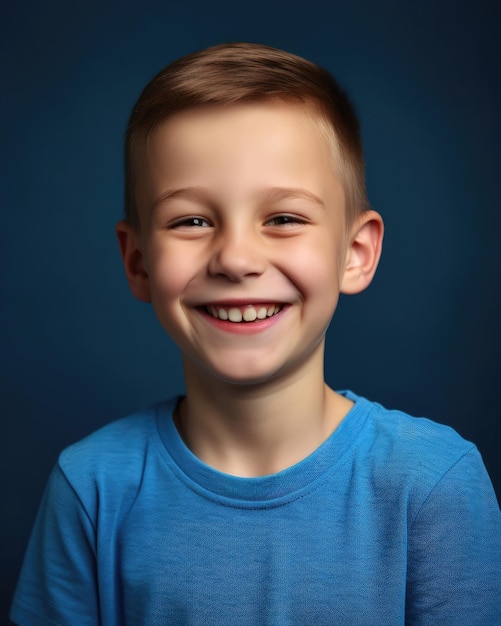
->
[[115, 220, 151, 302], [340, 210, 384, 295]]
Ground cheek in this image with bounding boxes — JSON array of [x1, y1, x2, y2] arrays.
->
[[145, 246, 191, 304], [146, 259, 191, 340], [285, 241, 342, 297]]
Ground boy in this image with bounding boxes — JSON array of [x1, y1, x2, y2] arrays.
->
[[11, 43, 500, 625]]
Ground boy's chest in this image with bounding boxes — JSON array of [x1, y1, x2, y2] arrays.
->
[[103, 493, 407, 625]]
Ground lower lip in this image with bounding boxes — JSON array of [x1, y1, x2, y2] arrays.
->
[[197, 306, 288, 334]]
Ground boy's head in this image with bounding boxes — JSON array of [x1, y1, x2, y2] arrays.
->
[[117, 43, 383, 386], [124, 42, 369, 231]]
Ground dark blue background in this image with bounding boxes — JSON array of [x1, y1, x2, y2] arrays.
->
[[2, 0, 500, 616]]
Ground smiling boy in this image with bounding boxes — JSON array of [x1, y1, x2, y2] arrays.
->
[[118, 99, 380, 477], [11, 43, 500, 625]]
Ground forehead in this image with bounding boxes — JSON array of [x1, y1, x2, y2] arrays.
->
[[136, 102, 343, 213]]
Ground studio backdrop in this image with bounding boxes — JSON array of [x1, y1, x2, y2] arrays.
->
[[2, 0, 499, 617]]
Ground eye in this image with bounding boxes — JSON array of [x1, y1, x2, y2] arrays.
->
[[169, 216, 212, 229], [265, 214, 305, 227]]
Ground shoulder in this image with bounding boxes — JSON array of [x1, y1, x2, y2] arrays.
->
[[56, 398, 179, 510], [370, 398, 474, 468], [347, 391, 475, 466], [345, 392, 491, 516]]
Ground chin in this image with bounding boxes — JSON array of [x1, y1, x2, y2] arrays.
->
[[212, 369, 280, 387], [198, 358, 286, 387]]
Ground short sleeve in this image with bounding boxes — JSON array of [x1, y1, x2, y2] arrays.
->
[[10, 464, 99, 626], [405, 446, 501, 624]]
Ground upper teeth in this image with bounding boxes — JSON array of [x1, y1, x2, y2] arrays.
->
[[207, 305, 281, 322]]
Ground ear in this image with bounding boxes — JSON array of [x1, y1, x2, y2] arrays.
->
[[340, 210, 384, 295], [115, 220, 151, 302]]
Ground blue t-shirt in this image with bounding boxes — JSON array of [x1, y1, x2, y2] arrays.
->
[[10, 392, 501, 625]]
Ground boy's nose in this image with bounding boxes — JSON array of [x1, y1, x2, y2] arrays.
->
[[207, 230, 266, 282]]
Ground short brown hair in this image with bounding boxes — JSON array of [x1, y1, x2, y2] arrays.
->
[[125, 42, 369, 229]]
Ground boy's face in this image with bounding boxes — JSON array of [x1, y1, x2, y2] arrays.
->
[[132, 102, 356, 385]]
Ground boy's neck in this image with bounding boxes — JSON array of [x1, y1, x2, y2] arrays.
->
[[175, 358, 353, 478]]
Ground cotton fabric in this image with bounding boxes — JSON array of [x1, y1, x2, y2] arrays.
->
[[10, 392, 501, 625]]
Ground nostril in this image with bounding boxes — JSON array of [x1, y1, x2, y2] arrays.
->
[[208, 245, 266, 281]]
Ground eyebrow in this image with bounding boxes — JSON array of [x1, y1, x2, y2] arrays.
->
[[150, 185, 325, 213], [150, 187, 212, 213], [257, 187, 325, 208]]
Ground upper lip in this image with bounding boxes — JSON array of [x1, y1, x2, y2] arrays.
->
[[197, 299, 287, 307]]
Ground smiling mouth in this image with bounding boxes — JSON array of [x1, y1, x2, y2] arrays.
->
[[205, 304, 283, 323]]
